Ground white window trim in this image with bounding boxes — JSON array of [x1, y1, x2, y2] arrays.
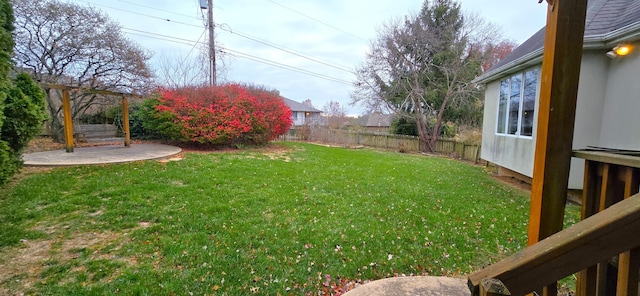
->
[[495, 67, 540, 138]]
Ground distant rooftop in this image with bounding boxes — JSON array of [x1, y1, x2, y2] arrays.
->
[[360, 113, 393, 127], [281, 97, 322, 113]]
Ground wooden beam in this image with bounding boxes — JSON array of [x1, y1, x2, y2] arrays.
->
[[39, 83, 74, 91], [61, 90, 74, 153], [122, 96, 131, 147], [468, 193, 640, 296], [526, 3, 588, 293], [38, 83, 140, 97], [573, 151, 640, 168], [527, 0, 588, 242]]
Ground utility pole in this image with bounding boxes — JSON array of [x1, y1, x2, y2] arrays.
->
[[206, 0, 216, 86]]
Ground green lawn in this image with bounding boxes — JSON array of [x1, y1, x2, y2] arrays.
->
[[0, 142, 579, 295]]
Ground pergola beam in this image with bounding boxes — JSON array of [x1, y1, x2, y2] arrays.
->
[[39, 83, 139, 152]]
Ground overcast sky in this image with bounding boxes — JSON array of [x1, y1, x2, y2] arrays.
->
[[67, 0, 548, 115]]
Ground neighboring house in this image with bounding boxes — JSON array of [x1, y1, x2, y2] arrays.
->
[[475, 0, 640, 190], [281, 97, 323, 126], [359, 113, 393, 133]]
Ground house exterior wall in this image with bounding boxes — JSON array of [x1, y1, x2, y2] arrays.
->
[[291, 111, 322, 126], [292, 111, 305, 126], [481, 52, 612, 189], [599, 49, 640, 149], [568, 50, 609, 188], [480, 72, 540, 178]]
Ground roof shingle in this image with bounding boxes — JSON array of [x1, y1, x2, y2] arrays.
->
[[477, 0, 640, 82]]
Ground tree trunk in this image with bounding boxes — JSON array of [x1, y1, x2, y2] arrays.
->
[[429, 89, 454, 153], [416, 113, 431, 152], [409, 92, 432, 153], [44, 88, 66, 142]]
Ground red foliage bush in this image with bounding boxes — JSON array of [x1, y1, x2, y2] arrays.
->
[[153, 84, 292, 145]]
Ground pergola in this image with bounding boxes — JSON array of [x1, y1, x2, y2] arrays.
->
[[39, 83, 139, 153]]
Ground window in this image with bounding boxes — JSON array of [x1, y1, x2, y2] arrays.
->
[[496, 68, 539, 137]]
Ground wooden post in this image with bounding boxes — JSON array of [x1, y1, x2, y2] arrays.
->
[[617, 167, 640, 296], [62, 90, 74, 153], [527, 0, 588, 294], [122, 96, 131, 147]]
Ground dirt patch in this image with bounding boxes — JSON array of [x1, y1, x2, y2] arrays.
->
[[0, 226, 135, 294], [22, 136, 64, 153], [3, 166, 56, 191], [157, 156, 184, 163], [0, 240, 51, 290], [493, 175, 532, 194], [263, 150, 293, 162], [24, 136, 169, 154]]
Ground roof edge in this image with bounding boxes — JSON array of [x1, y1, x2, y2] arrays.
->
[[473, 48, 544, 84], [474, 21, 640, 84]]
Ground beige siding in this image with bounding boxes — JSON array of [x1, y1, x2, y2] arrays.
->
[[481, 55, 605, 190], [569, 50, 609, 188], [481, 73, 539, 178], [599, 48, 640, 149]]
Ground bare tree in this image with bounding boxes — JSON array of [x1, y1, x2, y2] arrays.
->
[[352, 0, 500, 152], [480, 40, 517, 73], [11, 0, 153, 140], [157, 50, 207, 88], [322, 100, 346, 129], [156, 45, 228, 88]]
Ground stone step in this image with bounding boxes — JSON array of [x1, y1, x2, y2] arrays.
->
[[343, 276, 470, 296]]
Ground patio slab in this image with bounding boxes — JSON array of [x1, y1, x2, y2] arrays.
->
[[22, 144, 182, 166], [343, 276, 470, 296]]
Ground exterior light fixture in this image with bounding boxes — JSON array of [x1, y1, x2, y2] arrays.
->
[[607, 44, 633, 58]]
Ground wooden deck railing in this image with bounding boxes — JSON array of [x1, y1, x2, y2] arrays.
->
[[468, 151, 640, 296]]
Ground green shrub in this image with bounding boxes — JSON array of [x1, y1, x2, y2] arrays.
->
[[391, 117, 418, 136], [0, 140, 18, 185], [0, 0, 14, 186], [0, 74, 47, 186], [1, 73, 47, 152], [134, 96, 181, 140]]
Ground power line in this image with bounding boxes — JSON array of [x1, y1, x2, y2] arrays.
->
[[266, 0, 367, 42], [115, 0, 199, 20], [123, 28, 200, 45], [221, 48, 352, 85], [121, 28, 353, 85], [76, 0, 203, 28], [216, 24, 354, 75], [75, 0, 354, 84], [76, 0, 355, 75], [177, 28, 208, 80]]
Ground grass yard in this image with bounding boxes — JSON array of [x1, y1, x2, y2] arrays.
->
[[0, 142, 580, 295]]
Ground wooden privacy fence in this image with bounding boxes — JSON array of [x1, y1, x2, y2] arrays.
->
[[281, 128, 481, 163]]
